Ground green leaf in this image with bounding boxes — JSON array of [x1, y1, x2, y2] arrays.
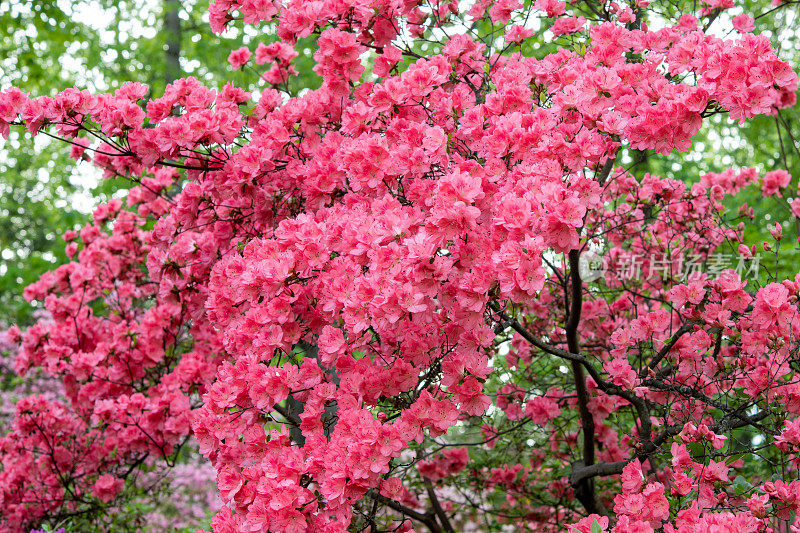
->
[[733, 475, 754, 495]]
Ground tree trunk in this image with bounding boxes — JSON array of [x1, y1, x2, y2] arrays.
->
[[163, 0, 181, 85]]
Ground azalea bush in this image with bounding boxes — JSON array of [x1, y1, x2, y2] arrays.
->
[[1, 0, 800, 531], [0, 319, 63, 433]]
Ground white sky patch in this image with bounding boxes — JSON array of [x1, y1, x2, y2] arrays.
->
[[70, 163, 103, 213]]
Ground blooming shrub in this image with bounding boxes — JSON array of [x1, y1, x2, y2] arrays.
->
[[0, 321, 63, 432], [1, 0, 800, 532]]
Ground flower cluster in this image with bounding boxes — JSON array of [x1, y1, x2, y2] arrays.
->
[[0, 0, 799, 532]]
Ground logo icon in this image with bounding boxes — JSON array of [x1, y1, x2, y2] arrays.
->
[[579, 251, 605, 282]]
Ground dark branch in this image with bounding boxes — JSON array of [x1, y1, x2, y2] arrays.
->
[[370, 491, 443, 533]]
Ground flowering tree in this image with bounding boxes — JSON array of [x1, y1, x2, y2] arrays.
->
[[1, 0, 800, 531]]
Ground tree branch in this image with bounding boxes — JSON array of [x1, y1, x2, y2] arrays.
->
[[565, 249, 605, 516], [370, 491, 443, 533], [423, 478, 455, 533], [642, 323, 695, 378], [569, 459, 628, 486], [643, 379, 776, 435]]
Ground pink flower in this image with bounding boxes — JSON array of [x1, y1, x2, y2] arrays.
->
[[732, 14, 755, 33], [525, 396, 561, 425], [504, 25, 535, 44], [92, 474, 124, 503], [771, 222, 783, 240], [621, 460, 645, 493], [228, 46, 252, 70], [762, 169, 791, 197], [318, 325, 347, 365], [569, 515, 608, 532], [534, 0, 566, 17]]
